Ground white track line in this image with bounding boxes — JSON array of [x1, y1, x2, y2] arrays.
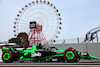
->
[[0, 65, 100, 66]]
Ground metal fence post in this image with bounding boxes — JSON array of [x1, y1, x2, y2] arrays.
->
[[77, 37, 79, 43]]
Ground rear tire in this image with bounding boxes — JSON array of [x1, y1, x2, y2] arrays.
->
[[63, 48, 78, 62], [2, 51, 13, 63]]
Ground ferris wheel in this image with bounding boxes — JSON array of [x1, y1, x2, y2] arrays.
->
[[13, 0, 62, 44]]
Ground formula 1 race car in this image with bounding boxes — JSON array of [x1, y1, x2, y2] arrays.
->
[[2, 45, 98, 63]]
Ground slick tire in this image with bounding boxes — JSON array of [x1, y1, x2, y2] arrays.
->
[[63, 48, 78, 62], [2, 51, 13, 63]]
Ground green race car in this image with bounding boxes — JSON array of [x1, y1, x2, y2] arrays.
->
[[2, 45, 98, 63]]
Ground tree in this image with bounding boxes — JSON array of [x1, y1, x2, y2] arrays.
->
[[8, 32, 29, 47]]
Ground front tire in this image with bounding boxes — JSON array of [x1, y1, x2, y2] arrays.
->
[[63, 48, 78, 62]]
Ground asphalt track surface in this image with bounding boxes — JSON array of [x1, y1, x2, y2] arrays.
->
[[0, 60, 100, 67]]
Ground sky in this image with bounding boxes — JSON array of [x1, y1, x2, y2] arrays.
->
[[0, 0, 100, 42]]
